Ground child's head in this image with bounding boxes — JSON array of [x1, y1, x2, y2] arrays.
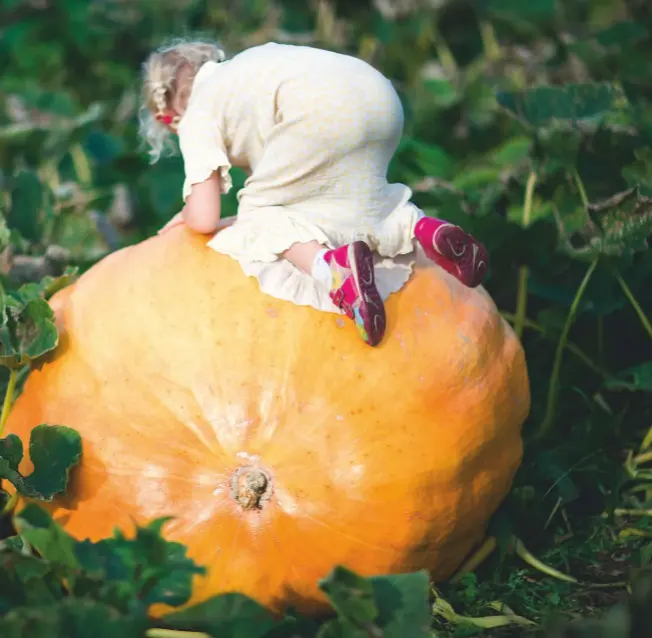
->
[[139, 38, 226, 162]]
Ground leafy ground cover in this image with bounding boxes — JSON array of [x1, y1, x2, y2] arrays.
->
[[1, 0, 652, 635]]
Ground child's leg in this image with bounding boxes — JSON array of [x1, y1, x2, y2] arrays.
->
[[413, 211, 489, 288], [282, 241, 386, 347]]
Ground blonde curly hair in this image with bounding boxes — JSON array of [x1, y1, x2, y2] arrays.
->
[[139, 38, 226, 163]]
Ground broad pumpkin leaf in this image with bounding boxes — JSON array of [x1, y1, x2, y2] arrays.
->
[[12, 267, 78, 306], [0, 549, 63, 613], [482, 0, 555, 21], [496, 83, 625, 128], [568, 187, 652, 259], [138, 155, 185, 222], [317, 566, 431, 638], [0, 434, 23, 469], [488, 136, 532, 169], [594, 21, 649, 48], [0, 296, 59, 370], [603, 362, 652, 392], [319, 566, 378, 626], [84, 130, 123, 166], [317, 619, 368, 637], [6, 170, 44, 242], [367, 571, 431, 636], [391, 137, 454, 182], [534, 127, 583, 174], [423, 78, 460, 108], [161, 593, 279, 637], [13, 506, 206, 613], [0, 268, 77, 369], [622, 148, 652, 197], [0, 600, 148, 638], [0, 425, 82, 501], [71, 517, 205, 609]]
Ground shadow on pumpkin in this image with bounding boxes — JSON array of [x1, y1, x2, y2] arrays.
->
[[19, 435, 109, 535]]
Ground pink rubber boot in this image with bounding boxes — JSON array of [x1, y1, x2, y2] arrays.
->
[[414, 217, 488, 287], [324, 241, 386, 347]]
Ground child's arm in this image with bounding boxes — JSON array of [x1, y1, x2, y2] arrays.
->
[[181, 171, 223, 234]]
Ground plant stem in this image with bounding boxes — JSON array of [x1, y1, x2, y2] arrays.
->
[[501, 311, 612, 379], [70, 143, 92, 186], [633, 451, 652, 465], [513, 538, 578, 584], [514, 171, 537, 339], [147, 630, 211, 638], [0, 368, 18, 438], [450, 536, 498, 582], [614, 508, 652, 518], [641, 427, 652, 452], [615, 274, 652, 341], [573, 169, 590, 210], [536, 258, 599, 440], [432, 24, 457, 76], [479, 20, 501, 61]]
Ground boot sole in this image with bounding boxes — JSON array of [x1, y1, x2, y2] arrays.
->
[[430, 223, 489, 288], [347, 241, 386, 347]]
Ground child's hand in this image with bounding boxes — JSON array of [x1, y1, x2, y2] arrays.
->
[[158, 211, 186, 235]]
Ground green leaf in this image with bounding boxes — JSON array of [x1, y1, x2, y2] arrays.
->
[[595, 21, 649, 48], [0, 269, 76, 370], [0, 548, 63, 612], [162, 593, 278, 637], [368, 571, 432, 637], [12, 267, 78, 306], [489, 136, 532, 168], [0, 434, 24, 469], [72, 517, 205, 609], [0, 425, 82, 501], [399, 138, 454, 179], [138, 156, 184, 221], [317, 619, 368, 637], [0, 213, 12, 253], [11, 506, 206, 614], [452, 167, 502, 190], [0, 600, 148, 638], [319, 566, 378, 627], [0, 534, 27, 553], [534, 128, 582, 174], [13, 504, 81, 571], [622, 148, 652, 197], [568, 187, 652, 259], [318, 567, 431, 638], [423, 78, 460, 108], [535, 451, 580, 504], [484, 0, 555, 21], [603, 362, 652, 392], [497, 83, 626, 127], [6, 170, 43, 242], [0, 296, 60, 369]]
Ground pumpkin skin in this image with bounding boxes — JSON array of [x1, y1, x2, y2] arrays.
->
[[6, 226, 530, 616]]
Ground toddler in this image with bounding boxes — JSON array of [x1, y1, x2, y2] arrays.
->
[[140, 40, 488, 347]]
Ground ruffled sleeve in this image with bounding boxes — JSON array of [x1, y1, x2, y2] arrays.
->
[[177, 92, 233, 201]]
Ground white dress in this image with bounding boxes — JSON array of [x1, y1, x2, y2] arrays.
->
[[177, 42, 423, 314]]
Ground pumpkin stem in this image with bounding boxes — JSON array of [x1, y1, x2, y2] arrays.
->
[[230, 466, 272, 510]]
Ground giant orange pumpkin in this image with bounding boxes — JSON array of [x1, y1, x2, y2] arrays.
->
[[6, 226, 529, 615]]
